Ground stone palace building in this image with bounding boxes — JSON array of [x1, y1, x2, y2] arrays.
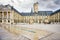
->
[[0, 2, 60, 24]]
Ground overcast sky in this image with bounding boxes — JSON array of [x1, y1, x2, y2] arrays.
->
[[0, 0, 60, 12]]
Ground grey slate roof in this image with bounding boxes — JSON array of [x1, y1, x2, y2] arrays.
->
[[5, 4, 22, 15], [50, 9, 60, 15], [38, 11, 53, 16], [20, 11, 53, 16]]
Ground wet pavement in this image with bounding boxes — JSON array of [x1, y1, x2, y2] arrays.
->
[[0, 27, 17, 40], [40, 33, 60, 40], [0, 24, 60, 40]]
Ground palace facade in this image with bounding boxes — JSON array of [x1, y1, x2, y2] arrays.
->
[[0, 2, 60, 24], [50, 9, 60, 23], [0, 4, 23, 24]]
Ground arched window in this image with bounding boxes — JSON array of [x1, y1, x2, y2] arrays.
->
[[0, 12, 2, 18]]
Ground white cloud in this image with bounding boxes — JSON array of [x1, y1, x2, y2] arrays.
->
[[0, 0, 60, 12], [13, 0, 37, 12], [38, 0, 60, 11], [0, 0, 10, 5]]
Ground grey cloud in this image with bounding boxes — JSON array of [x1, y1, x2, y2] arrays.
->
[[46, 0, 60, 10], [12, 0, 60, 11], [38, 0, 60, 11], [0, 0, 60, 12], [47, 4, 58, 9], [54, 0, 60, 5]]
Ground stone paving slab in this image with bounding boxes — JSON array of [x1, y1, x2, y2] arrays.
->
[[1, 24, 60, 40], [39, 33, 60, 40], [0, 24, 53, 40]]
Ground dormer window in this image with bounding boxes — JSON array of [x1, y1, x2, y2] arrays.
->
[[0, 12, 2, 13]]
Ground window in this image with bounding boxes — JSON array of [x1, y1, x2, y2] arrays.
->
[[8, 20, 10, 22], [4, 12, 7, 16], [8, 12, 10, 18], [0, 12, 2, 18], [0, 19, 2, 22], [4, 12, 7, 13], [8, 12, 10, 13], [0, 12, 2, 13]]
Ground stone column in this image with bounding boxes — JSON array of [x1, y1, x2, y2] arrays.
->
[[24, 17, 25, 23], [12, 11, 14, 24], [38, 16, 39, 23], [38, 20, 39, 23], [54, 15, 55, 24], [57, 13, 59, 23], [10, 11, 14, 24], [6, 11, 8, 24], [10, 11, 11, 24]]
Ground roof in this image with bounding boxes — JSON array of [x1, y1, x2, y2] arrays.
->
[[20, 11, 53, 16], [50, 9, 60, 15], [1, 4, 22, 15], [38, 11, 53, 16], [11, 6, 22, 15], [0, 4, 11, 10]]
